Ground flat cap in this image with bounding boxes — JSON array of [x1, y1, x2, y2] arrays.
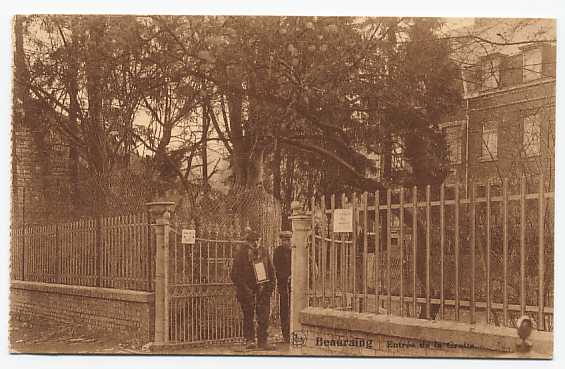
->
[[279, 231, 292, 239], [244, 229, 260, 242]]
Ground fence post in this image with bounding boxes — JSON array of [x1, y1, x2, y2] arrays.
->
[[146, 201, 175, 346], [55, 224, 61, 284], [21, 187, 26, 280], [21, 225, 26, 281], [95, 216, 102, 287], [289, 200, 312, 339]]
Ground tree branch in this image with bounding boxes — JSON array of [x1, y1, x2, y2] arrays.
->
[[278, 136, 363, 179], [205, 101, 233, 154]]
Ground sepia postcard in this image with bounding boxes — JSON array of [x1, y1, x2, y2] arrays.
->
[[8, 13, 556, 361]]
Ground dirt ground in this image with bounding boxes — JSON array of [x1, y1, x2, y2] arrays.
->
[[9, 317, 148, 354], [9, 317, 526, 358], [9, 317, 291, 356]]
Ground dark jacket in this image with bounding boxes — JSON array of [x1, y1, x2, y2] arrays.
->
[[273, 245, 291, 287], [230, 244, 275, 293]]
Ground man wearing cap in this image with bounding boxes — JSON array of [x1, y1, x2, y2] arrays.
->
[[230, 229, 276, 350], [273, 231, 292, 343]]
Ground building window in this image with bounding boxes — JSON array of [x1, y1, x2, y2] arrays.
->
[[481, 57, 500, 90], [391, 136, 406, 170], [444, 124, 463, 164], [523, 112, 541, 157], [522, 48, 543, 82], [480, 121, 498, 161], [365, 152, 382, 180]]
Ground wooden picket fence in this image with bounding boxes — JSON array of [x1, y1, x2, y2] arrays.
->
[[10, 213, 154, 291]]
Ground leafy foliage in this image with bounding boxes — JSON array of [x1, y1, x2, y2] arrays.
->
[[18, 15, 462, 218]]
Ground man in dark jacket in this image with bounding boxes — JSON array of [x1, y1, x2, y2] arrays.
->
[[230, 229, 276, 350], [273, 231, 292, 343]]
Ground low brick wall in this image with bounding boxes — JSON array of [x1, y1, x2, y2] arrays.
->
[[11, 281, 154, 343], [298, 307, 553, 358]]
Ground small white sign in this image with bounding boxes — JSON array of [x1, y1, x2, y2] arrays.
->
[[333, 208, 353, 233], [181, 229, 196, 244], [254, 262, 268, 284]]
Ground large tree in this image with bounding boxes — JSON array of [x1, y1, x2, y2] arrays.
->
[[150, 16, 459, 187], [20, 15, 151, 215], [19, 16, 461, 214]]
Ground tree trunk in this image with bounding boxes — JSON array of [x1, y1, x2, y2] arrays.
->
[[13, 16, 29, 224], [224, 67, 280, 246], [201, 104, 210, 191], [67, 22, 80, 210], [240, 147, 265, 188], [227, 92, 247, 188], [282, 153, 295, 230], [382, 133, 393, 180], [13, 16, 30, 127], [272, 138, 282, 201], [85, 17, 109, 215]]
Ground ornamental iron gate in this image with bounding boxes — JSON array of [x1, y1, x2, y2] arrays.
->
[[166, 222, 245, 344]]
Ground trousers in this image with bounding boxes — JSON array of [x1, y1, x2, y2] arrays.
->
[[278, 281, 290, 340], [236, 286, 272, 344]]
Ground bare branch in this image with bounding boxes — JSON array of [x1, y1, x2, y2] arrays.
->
[[205, 101, 233, 154]]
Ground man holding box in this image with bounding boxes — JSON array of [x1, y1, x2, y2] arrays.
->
[[230, 228, 276, 350]]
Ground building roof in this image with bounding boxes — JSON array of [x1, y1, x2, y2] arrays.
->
[[448, 18, 555, 64], [443, 18, 556, 98]]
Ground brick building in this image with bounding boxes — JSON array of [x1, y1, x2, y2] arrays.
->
[[11, 99, 74, 226], [11, 97, 152, 226], [440, 19, 556, 192]]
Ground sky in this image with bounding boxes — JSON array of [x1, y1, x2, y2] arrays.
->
[[443, 18, 475, 31]]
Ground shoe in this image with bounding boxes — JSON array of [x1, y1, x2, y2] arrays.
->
[[258, 342, 276, 351], [245, 340, 257, 350]]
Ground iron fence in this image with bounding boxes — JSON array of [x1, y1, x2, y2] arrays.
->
[[307, 176, 554, 331], [10, 212, 154, 291]]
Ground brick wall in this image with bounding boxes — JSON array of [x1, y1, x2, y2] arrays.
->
[[443, 79, 555, 188], [10, 281, 154, 343], [12, 116, 73, 225], [297, 307, 553, 358], [467, 80, 555, 184], [12, 125, 45, 225]]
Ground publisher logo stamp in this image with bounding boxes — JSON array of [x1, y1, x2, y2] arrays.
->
[[290, 331, 306, 346]]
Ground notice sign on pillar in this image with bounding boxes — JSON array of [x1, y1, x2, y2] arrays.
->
[[181, 229, 196, 244], [333, 209, 353, 233]]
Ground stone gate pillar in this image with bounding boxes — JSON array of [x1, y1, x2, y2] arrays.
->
[[289, 201, 312, 338], [146, 201, 175, 346]]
